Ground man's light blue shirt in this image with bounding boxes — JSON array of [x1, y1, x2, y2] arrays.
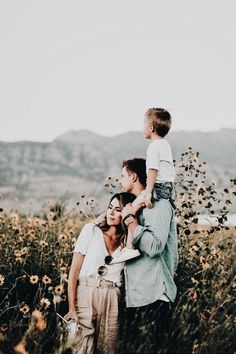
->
[[124, 198, 178, 307]]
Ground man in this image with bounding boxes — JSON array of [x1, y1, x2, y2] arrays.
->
[[119, 157, 178, 352]]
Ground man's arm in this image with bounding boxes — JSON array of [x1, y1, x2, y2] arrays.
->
[[133, 200, 173, 258], [121, 200, 173, 257]]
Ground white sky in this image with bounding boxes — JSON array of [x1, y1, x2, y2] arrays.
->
[[0, 0, 236, 142]]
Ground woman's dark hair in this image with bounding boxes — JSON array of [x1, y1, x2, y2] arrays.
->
[[96, 192, 136, 245], [109, 192, 136, 209]]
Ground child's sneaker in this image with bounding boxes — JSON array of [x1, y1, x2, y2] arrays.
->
[[107, 247, 141, 264]]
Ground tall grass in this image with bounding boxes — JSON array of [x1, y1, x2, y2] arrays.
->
[[0, 149, 235, 354]]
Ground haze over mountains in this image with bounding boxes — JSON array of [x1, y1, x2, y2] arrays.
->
[[0, 129, 235, 213]]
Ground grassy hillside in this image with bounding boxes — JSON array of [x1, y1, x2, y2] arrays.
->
[[0, 129, 236, 212]]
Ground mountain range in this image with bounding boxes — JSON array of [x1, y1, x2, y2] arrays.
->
[[0, 129, 235, 213]]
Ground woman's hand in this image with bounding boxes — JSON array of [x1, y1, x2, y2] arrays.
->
[[121, 203, 136, 219], [64, 309, 78, 322]]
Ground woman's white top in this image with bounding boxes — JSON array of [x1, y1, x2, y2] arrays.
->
[[74, 223, 123, 285], [146, 138, 176, 183]]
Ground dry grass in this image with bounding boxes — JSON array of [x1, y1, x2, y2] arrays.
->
[[0, 149, 236, 353]]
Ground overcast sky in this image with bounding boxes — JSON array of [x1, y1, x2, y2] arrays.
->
[[0, 0, 236, 142]]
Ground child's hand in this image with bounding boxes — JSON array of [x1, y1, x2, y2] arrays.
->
[[132, 197, 146, 214], [144, 192, 153, 209]]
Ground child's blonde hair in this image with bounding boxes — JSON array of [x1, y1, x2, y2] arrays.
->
[[145, 107, 172, 137]]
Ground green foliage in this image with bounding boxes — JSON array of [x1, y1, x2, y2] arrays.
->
[[168, 148, 236, 354], [0, 201, 85, 353], [0, 149, 236, 353]]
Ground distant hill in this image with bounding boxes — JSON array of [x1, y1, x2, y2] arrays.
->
[[0, 129, 236, 212]]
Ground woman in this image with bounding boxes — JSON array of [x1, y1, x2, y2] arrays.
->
[[65, 192, 136, 354]]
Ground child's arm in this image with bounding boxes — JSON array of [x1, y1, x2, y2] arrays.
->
[[122, 204, 139, 249], [145, 168, 158, 208], [126, 229, 134, 249]]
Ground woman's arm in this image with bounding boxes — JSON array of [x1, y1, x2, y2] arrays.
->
[[65, 252, 84, 321]]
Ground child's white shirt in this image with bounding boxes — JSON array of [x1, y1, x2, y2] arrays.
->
[[146, 138, 175, 183]]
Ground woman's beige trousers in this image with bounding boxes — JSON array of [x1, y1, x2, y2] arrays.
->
[[74, 276, 121, 354]]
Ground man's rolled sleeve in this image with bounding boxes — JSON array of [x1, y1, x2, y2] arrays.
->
[[132, 199, 173, 258]]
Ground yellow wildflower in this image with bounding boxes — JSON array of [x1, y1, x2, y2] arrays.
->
[[40, 298, 51, 309], [67, 229, 74, 236], [188, 290, 197, 300], [54, 285, 64, 296], [30, 275, 39, 284], [20, 305, 30, 315], [14, 250, 21, 257], [20, 247, 28, 256], [9, 212, 20, 223], [27, 229, 35, 238], [59, 234, 68, 242], [42, 275, 52, 285], [199, 256, 210, 270], [47, 211, 55, 220], [39, 240, 48, 248], [196, 185, 206, 196]]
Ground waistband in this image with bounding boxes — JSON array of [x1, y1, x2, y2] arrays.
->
[[78, 275, 119, 289], [154, 181, 174, 187]]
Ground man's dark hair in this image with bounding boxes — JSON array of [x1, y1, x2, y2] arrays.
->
[[122, 158, 147, 187]]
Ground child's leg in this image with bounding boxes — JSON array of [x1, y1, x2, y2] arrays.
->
[[153, 182, 173, 202]]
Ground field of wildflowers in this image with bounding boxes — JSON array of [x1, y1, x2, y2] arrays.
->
[[0, 149, 235, 354]]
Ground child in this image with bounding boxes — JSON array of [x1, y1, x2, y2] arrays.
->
[[142, 107, 176, 208], [108, 108, 176, 265]]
